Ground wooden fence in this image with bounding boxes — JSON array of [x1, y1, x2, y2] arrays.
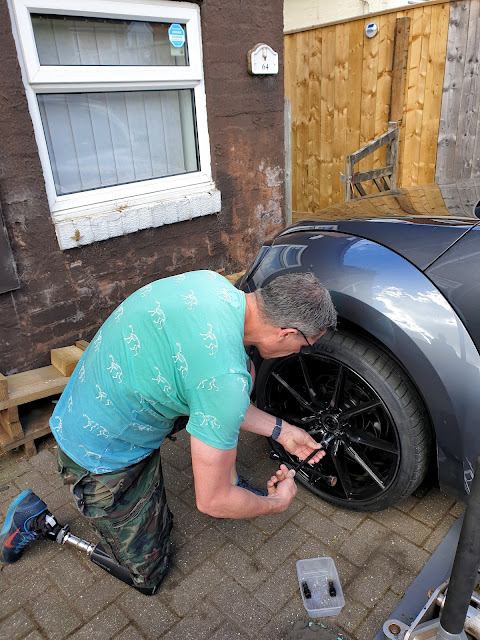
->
[[285, 0, 451, 213], [436, 0, 480, 183]]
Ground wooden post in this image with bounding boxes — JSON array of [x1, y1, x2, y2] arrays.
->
[[284, 97, 292, 225], [389, 17, 411, 123]]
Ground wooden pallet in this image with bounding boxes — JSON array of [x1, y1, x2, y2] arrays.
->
[[0, 341, 88, 457]]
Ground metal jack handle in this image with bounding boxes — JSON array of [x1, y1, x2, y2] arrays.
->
[[270, 433, 337, 487]]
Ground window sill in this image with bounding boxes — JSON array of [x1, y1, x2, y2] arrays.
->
[[53, 183, 221, 250]]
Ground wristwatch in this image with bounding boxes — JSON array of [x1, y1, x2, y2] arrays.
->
[[271, 417, 283, 440]]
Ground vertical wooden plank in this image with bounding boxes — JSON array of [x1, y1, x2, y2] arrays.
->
[[402, 7, 422, 187], [359, 16, 379, 192], [346, 19, 364, 179], [333, 22, 348, 205], [307, 28, 322, 212], [389, 16, 411, 123], [436, 1, 469, 183], [284, 34, 297, 212], [320, 26, 335, 208], [418, 3, 450, 184], [456, 0, 480, 179], [374, 12, 397, 172], [295, 31, 309, 213]]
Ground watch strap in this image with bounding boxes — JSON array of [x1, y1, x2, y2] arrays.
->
[[271, 417, 283, 440]]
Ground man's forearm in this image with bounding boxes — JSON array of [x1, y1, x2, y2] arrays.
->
[[239, 403, 276, 438], [197, 483, 287, 519]]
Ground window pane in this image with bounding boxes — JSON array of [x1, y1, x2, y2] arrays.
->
[[31, 14, 188, 66], [37, 90, 199, 196]]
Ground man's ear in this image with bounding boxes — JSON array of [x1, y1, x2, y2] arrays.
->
[[278, 327, 296, 341]]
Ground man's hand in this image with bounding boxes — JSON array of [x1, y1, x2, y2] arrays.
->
[[277, 422, 325, 464], [267, 464, 297, 501]]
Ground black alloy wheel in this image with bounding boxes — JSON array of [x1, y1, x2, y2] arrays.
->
[[256, 330, 431, 511]]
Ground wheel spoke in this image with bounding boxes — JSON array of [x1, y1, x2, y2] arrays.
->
[[344, 444, 386, 489], [298, 355, 317, 402], [330, 365, 346, 409], [272, 372, 312, 411], [339, 400, 382, 422], [344, 426, 398, 454], [331, 440, 352, 498]]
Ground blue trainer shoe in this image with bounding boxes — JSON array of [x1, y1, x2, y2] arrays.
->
[[0, 489, 48, 564], [236, 475, 268, 497]]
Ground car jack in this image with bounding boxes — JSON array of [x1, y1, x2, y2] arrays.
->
[[40, 511, 158, 595], [383, 457, 480, 640]]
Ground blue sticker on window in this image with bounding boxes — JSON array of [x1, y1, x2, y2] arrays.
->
[[168, 23, 186, 48]]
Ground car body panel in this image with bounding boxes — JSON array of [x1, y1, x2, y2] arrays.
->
[[243, 229, 480, 500], [286, 217, 478, 271], [426, 225, 480, 356]]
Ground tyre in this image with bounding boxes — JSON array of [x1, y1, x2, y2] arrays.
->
[[256, 330, 431, 511]]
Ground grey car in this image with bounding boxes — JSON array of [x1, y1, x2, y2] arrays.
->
[[239, 182, 480, 511]]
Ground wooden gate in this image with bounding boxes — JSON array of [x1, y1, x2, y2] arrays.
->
[[284, 1, 451, 214]]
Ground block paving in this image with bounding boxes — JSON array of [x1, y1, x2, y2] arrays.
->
[[0, 429, 463, 640]]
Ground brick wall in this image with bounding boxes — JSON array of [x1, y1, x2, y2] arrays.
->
[[0, 0, 284, 374]]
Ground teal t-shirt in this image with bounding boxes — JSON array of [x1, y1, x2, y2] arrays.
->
[[50, 271, 251, 473]]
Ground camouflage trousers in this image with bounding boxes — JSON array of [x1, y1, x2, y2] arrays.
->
[[57, 448, 173, 589]]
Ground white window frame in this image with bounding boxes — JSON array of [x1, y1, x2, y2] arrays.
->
[[8, 0, 220, 249]]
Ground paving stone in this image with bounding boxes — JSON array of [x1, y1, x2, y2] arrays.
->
[[117, 591, 178, 637], [23, 632, 45, 640], [293, 507, 347, 549], [295, 487, 337, 516], [0, 609, 35, 640], [370, 508, 432, 545], [395, 495, 420, 514], [294, 536, 330, 563], [75, 576, 129, 618], [161, 440, 193, 472], [384, 534, 431, 574], [450, 501, 465, 518], [0, 567, 53, 621], [208, 576, 273, 637], [409, 489, 456, 527], [212, 542, 270, 590], [44, 547, 96, 599], [39, 485, 72, 512], [169, 497, 211, 541], [252, 499, 303, 535], [334, 597, 370, 635], [339, 518, 388, 567], [31, 587, 82, 640], [253, 560, 300, 613], [113, 625, 146, 640], [347, 553, 398, 608], [13, 469, 57, 497], [330, 508, 366, 531], [159, 560, 226, 617], [172, 526, 227, 573], [0, 458, 30, 485], [353, 589, 401, 639], [162, 601, 224, 640], [213, 517, 267, 553], [424, 513, 457, 553], [163, 461, 193, 496], [28, 449, 58, 474], [207, 621, 249, 640], [68, 604, 129, 640], [253, 521, 310, 571], [0, 483, 23, 507]]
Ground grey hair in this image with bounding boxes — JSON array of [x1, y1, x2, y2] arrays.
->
[[256, 272, 337, 336]]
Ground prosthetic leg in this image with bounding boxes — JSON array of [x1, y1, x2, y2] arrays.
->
[[39, 510, 158, 595]]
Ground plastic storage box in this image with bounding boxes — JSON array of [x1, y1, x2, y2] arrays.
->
[[296, 557, 345, 617]]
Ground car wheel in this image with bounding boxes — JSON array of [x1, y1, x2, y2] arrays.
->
[[256, 330, 431, 511]]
